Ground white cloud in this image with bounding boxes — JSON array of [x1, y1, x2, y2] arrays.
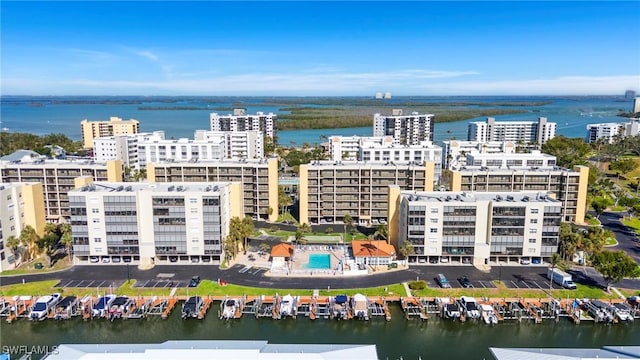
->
[[133, 50, 159, 62]]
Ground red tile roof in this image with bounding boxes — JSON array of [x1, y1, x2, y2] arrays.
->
[[270, 243, 294, 258], [351, 240, 396, 258]]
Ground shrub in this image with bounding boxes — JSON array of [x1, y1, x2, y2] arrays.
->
[[325, 227, 333, 234], [408, 280, 427, 290]]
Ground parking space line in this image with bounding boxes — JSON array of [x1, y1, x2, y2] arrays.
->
[[511, 281, 519, 288], [478, 281, 486, 288], [532, 281, 543, 289], [87, 280, 97, 288]]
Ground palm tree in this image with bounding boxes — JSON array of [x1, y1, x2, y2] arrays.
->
[[241, 216, 255, 254], [5, 235, 21, 268], [374, 224, 388, 242], [399, 241, 414, 260], [298, 223, 311, 234], [343, 213, 353, 242], [19, 225, 39, 261]]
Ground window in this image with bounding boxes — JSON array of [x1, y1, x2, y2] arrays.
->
[[92, 218, 100, 223], [528, 248, 536, 253], [430, 218, 438, 223], [93, 237, 102, 243], [190, 208, 198, 214], [531, 209, 539, 214], [430, 208, 439, 214], [430, 228, 438, 233], [528, 238, 536, 243], [9, 216, 14, 221], [529, 228, 537, 234], [530, 219, 538, 224], [92, 208, 99, 213], [189, 198, 198, 204]]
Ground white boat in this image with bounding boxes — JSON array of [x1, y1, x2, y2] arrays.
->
[[91, 294, 116, 318], [444, 303, 461, 320], [351, 293, 369, 320], [613, 303, 633, 322], [279, 294, 295, 318], [480, 304, 498, 325], [108, 296, 132, 320], [458, 296, 480, 319], [29, 293, 61, 321], [221, 298, 239, 320]]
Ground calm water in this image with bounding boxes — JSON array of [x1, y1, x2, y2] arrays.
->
[[0, 303, 638, 359], [0, 96, 634, 146]]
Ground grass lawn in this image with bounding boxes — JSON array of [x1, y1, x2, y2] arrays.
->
[[0, 256, 73, 276], [622, 217, 640, 235], [584, 214, 601, 226], [0, 279, 621, 301]]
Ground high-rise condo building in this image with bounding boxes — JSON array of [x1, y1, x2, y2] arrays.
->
[[146, 158, 278, 221], [441, 140, 516, 170], [388, 189, 561, 266], [298, 160, 435, 226], [467, 117, 556, 146], [0, 182, 46, 271], [210, 109, 277, 140], [69, 182, 241, 266], [81, 117, 140, 149], [0, 150, 122, 222], [373, 110, 435, 145]]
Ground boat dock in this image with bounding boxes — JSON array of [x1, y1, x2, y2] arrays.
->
[[401, 297, 427, 320], [5, 296, 33, 323]]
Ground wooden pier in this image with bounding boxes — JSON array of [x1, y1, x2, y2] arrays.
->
[[161, 298, 177, 320]]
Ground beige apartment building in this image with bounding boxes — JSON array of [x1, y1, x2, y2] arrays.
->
[[298, 160, 435, 226], [0, 153, 122, 222], [81, 116, 140, 149], [147, 158, 278, 221], [448, 165, 589, 224], [0, 182, 46, 271]]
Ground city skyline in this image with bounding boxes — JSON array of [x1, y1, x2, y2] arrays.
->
[[1, 1, 639, 96]]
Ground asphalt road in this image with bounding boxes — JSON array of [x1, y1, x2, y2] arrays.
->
[[2, 263, 639, 291], [599, 211, 640, 264]]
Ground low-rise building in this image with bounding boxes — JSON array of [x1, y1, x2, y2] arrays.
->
[[389, 189, 562, 265], [298, 160, 435, 226], [147, 158, 278, 221], [464, 150, 557, 169], [69, 181, 242, 265], [351, 240, 396, 266], [0, 182, 46, 271]]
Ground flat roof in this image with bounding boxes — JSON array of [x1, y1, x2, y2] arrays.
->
[[72, 181, 231, 194], [306, 160, 428, 168], [151, 158, 273, 166], [45, 340, 378, 360], [490, 346, 640, 360], [400, 191, 560, 204]]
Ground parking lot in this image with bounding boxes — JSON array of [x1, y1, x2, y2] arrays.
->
[[54, 279, 126, 289], [232, 264, 269, 276]]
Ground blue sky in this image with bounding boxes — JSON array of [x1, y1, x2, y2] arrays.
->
[[1, 1, 639, 95]]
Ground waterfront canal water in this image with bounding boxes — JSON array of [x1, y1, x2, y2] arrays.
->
[[1, 303, 638, 359]]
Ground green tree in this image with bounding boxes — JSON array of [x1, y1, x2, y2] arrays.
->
[[241, 216, 255, 253], [399, 241, 414, 259], [591, 250, 640, 292], [19, 225, 39, 261], [343, 213, 353, 241], [60, 231, 73, 264], [37, 233, 59, 267], [558, 223, 582, 261], [263, 136, 276, 156], [609, 158, 639, 178], [294, 228, 307, 245], [5, 235, 21, 268], [374, 224, 388, 241], [591, 196, 613, 219], [278, 186, 292, 215], [541, 136, 591, 168]]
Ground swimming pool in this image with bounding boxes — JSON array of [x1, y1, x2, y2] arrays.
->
[[305, 254, 331, 269]]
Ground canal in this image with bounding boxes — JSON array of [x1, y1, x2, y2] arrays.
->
[[1, 303, 638, 359]]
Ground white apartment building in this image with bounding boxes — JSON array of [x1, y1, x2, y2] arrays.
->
[[210, 109, 277, 139], [464, 150, 557, 169], [390, 189, 562, 266], [95, 130, 264, 169], [93, 132, 164, 169], [81, 117, 140, 149], [373, 110, 435, 145], [328, 136, 442, 175], [467, 117, 556, 145], [0, 182, 46, 271], [442, 140, 516, 170], [68, 182, 242, 266], [585, 119, 640, 144]]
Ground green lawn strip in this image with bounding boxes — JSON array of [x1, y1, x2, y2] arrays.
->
[[0, 280, 619, 300], [0, 257, 72, 276], [604, 237, 618, 246], [622, 217, 640, 235]]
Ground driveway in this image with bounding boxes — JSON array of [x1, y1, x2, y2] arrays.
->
[[599, 211, 640, 264]]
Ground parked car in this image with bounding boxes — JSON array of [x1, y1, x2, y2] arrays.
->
[[112, 257, 121, 264], [462, 257, 471, 264], [169, 256, 178, 263], [123, 256, 132, 263], [520, 258, 531, 265], [429, 258, 439, 264], [440, 257, 449, 263], [458, 276, 472, 288], [90, 256, 99, 263], [188, 276, 201, 288], [101, 257, 110, 264], [436, 273, 451, 288], [532, 258, 542, 264]]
